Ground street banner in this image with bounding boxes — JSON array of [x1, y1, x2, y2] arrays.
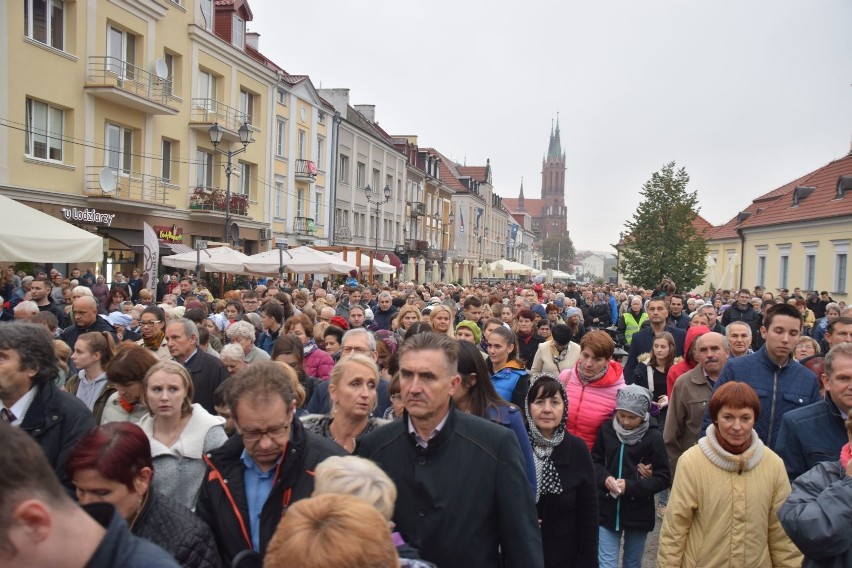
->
[[143, 222, 159, 293]]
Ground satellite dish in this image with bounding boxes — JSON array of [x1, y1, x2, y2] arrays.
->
[[98, 168, 117, 194], [154, 58, 169, 80]]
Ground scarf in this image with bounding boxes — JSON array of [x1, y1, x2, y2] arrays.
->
[[698, 424, 765, 474], [142, 330, 165, 352], [525, 374, 568, 503], [551, 342, 570, 367], [576, 362, 608, 385], [612, 414, 649, 446], [841, 443, 852, 470], [118, 396, 137, 414], [303, 339, 318, 356]]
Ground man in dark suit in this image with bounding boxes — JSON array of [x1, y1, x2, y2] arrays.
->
[[165, 319, 228, 414], [623, 297, 686, 383]]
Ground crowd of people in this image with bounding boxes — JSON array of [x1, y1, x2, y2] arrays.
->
[[2, 264, 852, 567]]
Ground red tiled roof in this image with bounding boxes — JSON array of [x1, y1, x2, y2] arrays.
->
[[503, 197, 544, 218], [737, 153, 852, 230], [692, 213, 714, 236], [423, 148, 469, 193], [458, 166, 487, 181]]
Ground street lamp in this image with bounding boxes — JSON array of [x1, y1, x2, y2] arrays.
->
[[365, 184, 392, 257], [473, 226, 489, 262], [209, 121, 253, 245]]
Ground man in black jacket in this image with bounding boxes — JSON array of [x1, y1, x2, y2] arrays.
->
[[165, 319, 228, 414], [59, 296, 118, 354], [30, 276, 70, 329], [721, 288, 762, 348], [196, 362, 345, 566], [0, 323, 95, 494], [623, 298, 686, 382], [358, 332, 544, 568]]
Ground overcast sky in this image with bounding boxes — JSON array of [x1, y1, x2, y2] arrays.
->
[[247, 0, 852, 254]]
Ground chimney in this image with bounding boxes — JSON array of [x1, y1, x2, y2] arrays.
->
[[246, 32, 260, 51], [354, 104, 376, 123]]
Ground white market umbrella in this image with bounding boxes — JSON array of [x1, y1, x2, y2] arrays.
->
[[0, 195, 103, 262], [330, 252, 396, 275], [405, 257, 415, 282], [494, 261, 505, 279], [461, 259, 470, 285], [417, 257, 426, 283], [162, 246, 249, 273], [431, 261, 440, 283], [449, 261, 457, 284], [244, 246, 357, 275], [490, 259, 535, 274], [481, 261, 490, 278]]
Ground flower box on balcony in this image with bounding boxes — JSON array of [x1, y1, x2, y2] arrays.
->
[[189, 186, 248, 216]]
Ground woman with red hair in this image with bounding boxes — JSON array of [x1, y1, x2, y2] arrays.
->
[[66, 422, 224, 568]]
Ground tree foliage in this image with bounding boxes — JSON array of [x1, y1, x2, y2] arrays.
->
[[542, 235, 576, 271], [619, 161, 708, 290]]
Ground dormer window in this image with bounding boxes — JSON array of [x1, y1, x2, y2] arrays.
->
[[232, 14, 245, 49], [837, 175, 852, 199], [792, 186, 815, 206]]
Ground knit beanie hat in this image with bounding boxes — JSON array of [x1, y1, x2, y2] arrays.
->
[[329, 315, 349, 330], [616, 385, 652, 419], [455, 320, 481, 343]]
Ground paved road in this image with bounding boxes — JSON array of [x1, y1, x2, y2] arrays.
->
[[642, 515, 661, 567]]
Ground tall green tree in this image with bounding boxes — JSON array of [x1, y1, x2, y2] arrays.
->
[[619, 161, 708, 290], [542, 235, 575, 271]]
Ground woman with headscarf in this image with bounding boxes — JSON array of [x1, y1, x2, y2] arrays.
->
[[526, 373, 598, 567]]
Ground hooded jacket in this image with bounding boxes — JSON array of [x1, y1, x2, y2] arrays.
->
[[559, 360, 626, 450], [666, 325, 710, 398], [705, 346, 820, 449], [491, 360, 530, 410]]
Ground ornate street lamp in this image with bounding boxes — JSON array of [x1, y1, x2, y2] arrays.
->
[[209, 121, 253, 244]]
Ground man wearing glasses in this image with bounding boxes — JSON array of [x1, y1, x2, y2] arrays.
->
[[196, 362, 345, 566]]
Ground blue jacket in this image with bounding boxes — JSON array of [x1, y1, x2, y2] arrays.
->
[[371, 305, 398, 331], [704, 346, 820, 449], [775, 394, 848, 481], [491, 364, 529, 409], [485, 405, 537, 495], [255, 326, 282, 355]]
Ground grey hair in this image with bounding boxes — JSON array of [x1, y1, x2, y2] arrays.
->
[[225, 320, 256, 341], [220, 343, 246, 362], [378, 291, 392, 301], [13, 300, 38, 315], [725, 321, 753, 338], [342, 327, 376, 351], [166, 318, 199, 345], [0, 323, 58, 385], [825, 343, 852, 378], [71, 285, 93, 297]]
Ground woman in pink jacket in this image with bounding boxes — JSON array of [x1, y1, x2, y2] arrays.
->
[[559, 330, 626, 450], [284, 313, 335, 381]]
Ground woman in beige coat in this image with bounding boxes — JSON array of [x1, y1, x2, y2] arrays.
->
[[657, 382, 802, 568], [531, 323, 581, 376]]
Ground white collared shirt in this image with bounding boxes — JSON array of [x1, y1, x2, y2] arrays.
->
[[3, 386, 38, 426], [408, 410, 450, 449]]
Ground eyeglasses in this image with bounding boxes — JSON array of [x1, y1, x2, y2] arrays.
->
[[139, 320, 162, 327], [240, 422, 291, 443]]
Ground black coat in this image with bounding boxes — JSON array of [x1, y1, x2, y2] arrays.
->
[[182, 349, 229, 415], [195, 419, 345, 566], [357, 404, 544, 568], [591, 418, 670, 533], [135, 490, 223, 568], [537, 433, 599, 568], [623, 325, 686, 386], [517, 332, 543, 370], [59, 316, 118, 352], [37, 298, 70, 329], [84, 503, 180, 568], [20, 380, 96, 494]]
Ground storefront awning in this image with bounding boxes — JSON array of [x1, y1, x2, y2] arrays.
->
[[101, 228, 143, 251], [163, 243, 194, 255]]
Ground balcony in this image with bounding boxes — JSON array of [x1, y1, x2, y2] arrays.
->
[[85, 56, 179, 115], [188, 186, 248, 216], [294, 160, 317, 181], [84, 166, 175, 207], [405, 239, 429, 252], [408, 201, 425, 216], [292, 217, 317, 240], [190, 99, 257, 143]]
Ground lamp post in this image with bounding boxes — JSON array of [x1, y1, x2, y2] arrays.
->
[[473, 226, 488, 263], [208, 121, 253, 245], [433, 210, 454, 280], [365, 184, 392, 258]]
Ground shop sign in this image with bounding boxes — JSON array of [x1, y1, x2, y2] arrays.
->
[[154, 225, 184, 243], [61, 207, 116, 226]]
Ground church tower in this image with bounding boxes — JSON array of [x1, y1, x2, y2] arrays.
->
[[540, 117, 567, 240]]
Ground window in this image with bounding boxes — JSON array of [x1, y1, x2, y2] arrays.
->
[[298, 130, 306, 160], [198, 70, 216, 109], [25, 98, 63, 162], [315, 191, 322, 222], [779, 255, 789, 289], [803, 254, 816, 291], [274, 176, 284, 218], [239, 162, 255, 201], [163, 52, 175, 97], [372, 168, 380, 192], [161, 139, 173, 181], [296, 188, 304, 218], [106, 123, 132, 174], [196, 150, 213, 188], [232, 14, 245, 49], [199, 0, 213, 30], [318, 112, 325, 125], [275, 119, 286, 157], [755, 245, 767, 289], [107, 26, 136, 80], [836, 254, 848, 293], [239, 89, 254, 124], [356, 162, 366, 188], [386, 174, 393, 190], [25, 0, 64, 50], [316, 137, 325, 170], [338, 154, 350, 183], [276, 89, 287, 105]]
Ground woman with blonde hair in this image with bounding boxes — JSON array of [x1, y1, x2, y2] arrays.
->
[[300, 354, 389, 453], [428, 304, 454, 336], [66, 331, 117, 423], [138, 360, 227, 510], [392, 304, 422, 344]]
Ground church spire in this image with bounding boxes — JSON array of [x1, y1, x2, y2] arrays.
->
[[548, 113, 562, 159], [518, 177, 525, 211]]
